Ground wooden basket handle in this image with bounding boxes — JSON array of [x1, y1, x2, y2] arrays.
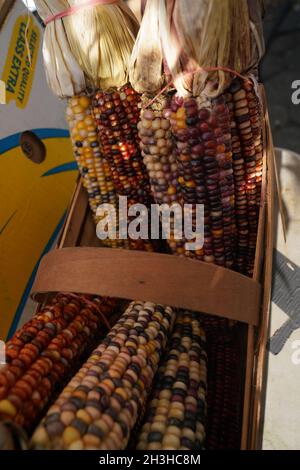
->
[[31, 247, 261, 325]]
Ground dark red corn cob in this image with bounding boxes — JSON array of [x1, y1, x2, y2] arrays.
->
[[168, 97, 209, 262], [92, 85, 151, 207], [228, 78, 263, 276], [168, 95, 236, 267], [92, 85, 153, 252], [200, 316, 241, 449]]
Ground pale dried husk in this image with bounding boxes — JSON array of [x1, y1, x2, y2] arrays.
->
[[64, 1, 139, 90], [129, 0, 165, 94], [131, 0, 259, 99], [162, 0, 253, 97], [35, 1, 139, 97], [35, 0, 86, 98], [247, 0, 265, 75]]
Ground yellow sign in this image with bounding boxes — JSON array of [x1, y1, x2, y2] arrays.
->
[[2, 15, 40, 108], [0, 137, 77, 340]]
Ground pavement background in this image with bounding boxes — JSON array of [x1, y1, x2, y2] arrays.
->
[[262, 0, 300, 153], [262, 0, 300, 450]]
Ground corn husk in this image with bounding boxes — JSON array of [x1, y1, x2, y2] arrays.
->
[[129, 0, 165, 94], [35, 0, 86, 97], [130, 0, 255, 98], [35, 1, 139, 97], [247, 0, 265, 74], [162, 0, 252, 97], [64, 1, 139, 90]]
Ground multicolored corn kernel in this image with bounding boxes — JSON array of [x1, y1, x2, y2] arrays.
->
[[227, 78, 263, 276], [136, 311, 207, 451], [200, 316, 241, 449], [92, 85, 151, 207], [138, 95, 185, 256], [31, 301, 175, 450], [66, 95, 117, 215], [92, 85, 154, 252], [168, 94, 236, 267], [0, 294, 117, 432], [66, 94, 126, 249], [138, 97, 179, 206]]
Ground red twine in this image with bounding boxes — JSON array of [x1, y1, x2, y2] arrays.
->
[[142, 66, 253, 110], [44, 0, 119, 25]]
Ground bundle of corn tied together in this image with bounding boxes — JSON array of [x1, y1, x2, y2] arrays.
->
[[129, 0, 265, 449], [35, 0, 153, 250], [130, 0, 186, 257], [130, 0, 263, 274], [35, 1, 119, 243]]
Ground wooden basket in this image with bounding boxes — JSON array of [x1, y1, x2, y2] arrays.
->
[[30, 85, 275, 450]]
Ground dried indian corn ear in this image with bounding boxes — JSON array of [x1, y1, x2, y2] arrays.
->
[[66, 95, 117, 215], [200, 317, 241, 449], [31, 301, 175, 450], [92, 85, 153, 252], [226, 78, 263, 276], [66, 94, 127, 249], [167, 95, 236, 267], [0, 294, 117, 432], [138, 95, 185, 256], [136, 311, 207, 451], [138, 97, 178, 205], [92, 85, 151, 207]]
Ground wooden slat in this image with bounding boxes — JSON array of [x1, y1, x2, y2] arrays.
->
[[250, 90, 275, 449], [31, 247, 261, 326], [58, 180, 89, 248], [241, 84, 270, 449], [79, 209, 102, 248]]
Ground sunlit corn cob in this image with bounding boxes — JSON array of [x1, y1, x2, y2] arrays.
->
[[136, 311, 207, 451], [211, 95, 236, 269], [66, 94, 126, 249], [0, 294, 117, 433], [31, 301, 175, 450], [66, 95, 117, 215], [92, 85, 153, 252], [138, 95, 185, 256], [168, 95, 236, 267], [245, 80, 263, 275], [227, 78, 262, 276], [225, 88, 248, 274], [92, 85, 151, 207]]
